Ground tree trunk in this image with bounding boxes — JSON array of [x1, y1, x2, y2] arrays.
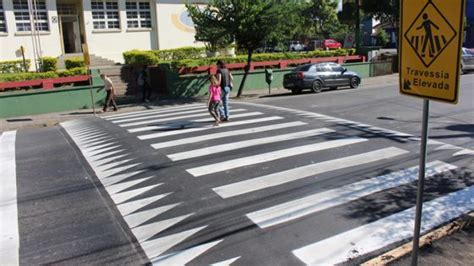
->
[[355, 0, 361, 52], [236, 49, 253, 98]]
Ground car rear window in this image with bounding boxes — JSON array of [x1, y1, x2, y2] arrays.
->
[[295, 65, 312, 72]]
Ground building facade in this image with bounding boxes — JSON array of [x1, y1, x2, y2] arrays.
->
[[0, 0, 206, 64]]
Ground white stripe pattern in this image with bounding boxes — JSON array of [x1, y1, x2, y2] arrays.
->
[[62, 121, 206, 262], [129, 112, 267, 133], [168, 128, 335, 161], [246, 161, 457, 228], [213, 147, 408, 198]]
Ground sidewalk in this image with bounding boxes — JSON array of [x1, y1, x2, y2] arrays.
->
[[0, 73, 400, 132]]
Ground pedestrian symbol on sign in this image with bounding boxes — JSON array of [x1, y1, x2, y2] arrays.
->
[[404, 0, 457, 67]]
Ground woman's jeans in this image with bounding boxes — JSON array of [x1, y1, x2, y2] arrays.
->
[[220, 86, 231, 119]]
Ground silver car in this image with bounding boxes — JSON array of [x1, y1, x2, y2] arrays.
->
[[283, 63, 361, 94], [461, 47, 474, 74]]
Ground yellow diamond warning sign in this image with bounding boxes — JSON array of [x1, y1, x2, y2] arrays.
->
[[400, 0, 466, 104]]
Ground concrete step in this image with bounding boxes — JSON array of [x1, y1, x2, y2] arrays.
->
[[95, 65, 136, 97], [56, 54, 117, 69]]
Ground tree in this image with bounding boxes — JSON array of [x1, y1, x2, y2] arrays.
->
[[186, 0, 298, 97], [360, 0, 399, 24], [375, 29, 390, 47], [303, 0, 343, 39]]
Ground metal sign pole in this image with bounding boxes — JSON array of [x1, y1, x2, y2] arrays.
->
[[411, 99, 430, 265], [87, 67, 96, 116]]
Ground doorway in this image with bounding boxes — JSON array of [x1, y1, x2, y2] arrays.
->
[[60, 15, 82, 53]]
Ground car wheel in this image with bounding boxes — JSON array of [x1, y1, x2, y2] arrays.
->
[[312, 80, 323, 93], [350, 77, 360, 88], [291, 88, 302, 95]]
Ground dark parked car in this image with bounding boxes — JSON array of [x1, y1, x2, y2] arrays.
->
[[461, 47, 474, 74], [283, 63, 361, 94]]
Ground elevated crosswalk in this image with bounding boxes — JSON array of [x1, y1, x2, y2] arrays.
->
[[60, 103, 473, 265]]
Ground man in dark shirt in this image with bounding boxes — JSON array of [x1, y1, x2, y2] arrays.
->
[[216, 60, 233, 121]]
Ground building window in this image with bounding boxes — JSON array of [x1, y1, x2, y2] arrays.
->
[[91, 1, 120, 30], [126, 1, 151, 29], [0, 1, 7, 33], [13, 0, 49, 32]]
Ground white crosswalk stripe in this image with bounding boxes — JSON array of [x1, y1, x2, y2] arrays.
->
[[128, 112, 267, 133], [292, 186, 474, 265], [168, 128, 335, 161], [104, 104, 202, 119], [213, 147, 409, 199], [152, 121, 306, 150], [112, 107, 220, 124], [187, 138, 368, 177], [119, 109, 247, 127], [246, 161, 457, 228]]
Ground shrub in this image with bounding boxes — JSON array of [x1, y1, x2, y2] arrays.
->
[[40, 57, 57, 72], [0, 59, 31, 73], [152, 47, 206, 61], [0, 71, 58, 82], [123, 48, 355, 69], [57, 67, 87, 77], [123, 50, 159, 66], [65, 57, 85, 69]]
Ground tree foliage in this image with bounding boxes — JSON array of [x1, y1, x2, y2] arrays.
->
[[303, 0, 344, 39], [186, 0, 300, 97], [361, 0, 399, 23]]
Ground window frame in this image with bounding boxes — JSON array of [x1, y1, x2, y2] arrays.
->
[[125, 1, 151, 29], [91, 0, 120, 30], [13, 0, 49, 32], [0, 1, 7, 33]]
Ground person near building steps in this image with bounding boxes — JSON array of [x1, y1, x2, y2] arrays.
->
[[207, 75, 222, 126], [216, 60, 233, 122], [138, 65, 151, 102], [100, 73, 118, 112]]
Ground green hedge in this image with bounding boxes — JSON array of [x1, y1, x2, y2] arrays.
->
[[57, 67, 87, 77], [0, 71, 58, 82], [65, 57, 85, 69], [0, 67, 87, 82], [152, 47, 206, 61], [123, 50, 158, 66], [0, 59, 31, 73], [124, 48, 357, 69], [41, 57, 57, 72]]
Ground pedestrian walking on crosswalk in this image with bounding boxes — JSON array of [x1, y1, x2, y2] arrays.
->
[[99, 74, 118, 112], [216, 60, 233, 122], [208, 75, 222, 126]]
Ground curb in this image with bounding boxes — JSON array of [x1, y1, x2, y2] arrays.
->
[[362, 212, 474, 265]]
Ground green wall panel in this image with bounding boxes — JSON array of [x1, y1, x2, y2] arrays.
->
[[0, 69, 106, 118], [0, 87, 106, 118]]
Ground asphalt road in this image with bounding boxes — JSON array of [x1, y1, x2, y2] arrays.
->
[[1, 73, 473, 265]]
